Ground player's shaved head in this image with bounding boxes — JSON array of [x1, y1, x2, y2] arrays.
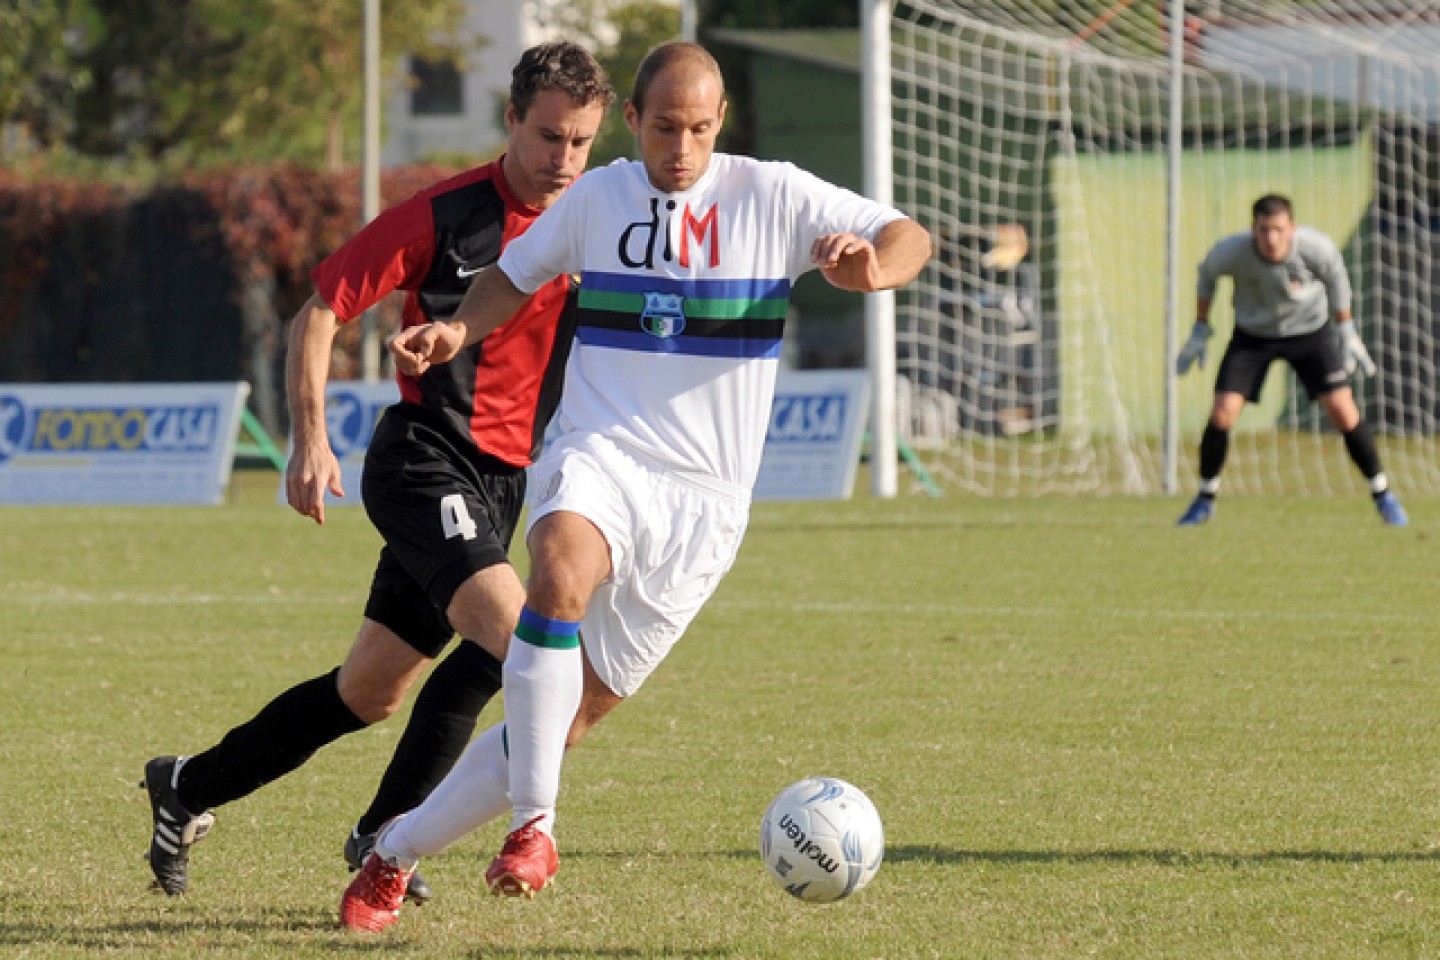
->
[[630, 42, 725, 117], [625, 42, 728, 192]]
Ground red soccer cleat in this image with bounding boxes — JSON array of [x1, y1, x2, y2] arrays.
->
[[340, 840, 417, 933], [485, 815, 558, 898]]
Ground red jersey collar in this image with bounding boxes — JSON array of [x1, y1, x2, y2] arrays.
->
[[493, 153, 546, 218]]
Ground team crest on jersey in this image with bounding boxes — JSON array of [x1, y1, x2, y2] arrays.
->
[[640, 292, 687, 338]]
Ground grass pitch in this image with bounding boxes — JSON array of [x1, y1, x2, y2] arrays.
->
[[0, 472, 1436, 958]]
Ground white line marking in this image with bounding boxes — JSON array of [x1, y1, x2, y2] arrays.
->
[[3, 590, 354, 607], [710, 597, 1433, 627]]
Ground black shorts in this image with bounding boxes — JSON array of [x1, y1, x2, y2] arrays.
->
[[1214, 326, 1350, 402], [360, 403, 526, 658]]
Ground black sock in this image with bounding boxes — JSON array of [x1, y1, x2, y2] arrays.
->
[[354, 641, 503, 837], [1198, 421, 1229, 495], [177, 667, 366, 812], [1342, 421, 1385, 491]]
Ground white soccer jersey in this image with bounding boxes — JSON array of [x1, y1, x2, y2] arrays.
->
[[499, 153, 905, 491]]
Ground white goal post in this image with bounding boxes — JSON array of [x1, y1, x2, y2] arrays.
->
[[870, 0, 1440, 497]]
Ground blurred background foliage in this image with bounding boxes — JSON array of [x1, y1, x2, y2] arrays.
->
[[2, 0, 475, 176], [0, 0, 858, 177]]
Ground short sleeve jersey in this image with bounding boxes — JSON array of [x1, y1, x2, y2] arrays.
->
[[498, 154, 904, 491], [1195, 225, 1351, 338], [311, 159, 575, 466]]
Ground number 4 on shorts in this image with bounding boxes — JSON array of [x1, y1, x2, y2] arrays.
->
[[440, 493, 478, 540]]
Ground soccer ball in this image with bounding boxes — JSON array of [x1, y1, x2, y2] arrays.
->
[[759, 777, 884, 903]]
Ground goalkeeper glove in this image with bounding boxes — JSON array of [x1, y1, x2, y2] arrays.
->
[[1176, 321, 1212, 375], [1338, 321, 1377, 377]]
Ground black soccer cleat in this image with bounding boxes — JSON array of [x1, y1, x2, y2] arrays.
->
[[142, 755, 215, 896], [345, 827, 434, 905]]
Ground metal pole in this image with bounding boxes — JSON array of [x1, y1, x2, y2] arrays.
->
[[862, 0, 898, 498], [1162, 0, 1184, 494], [681, 0, 697, 43], [360, 0, 383, 382]]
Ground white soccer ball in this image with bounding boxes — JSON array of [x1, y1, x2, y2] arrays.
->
[[759, 777, 884, 903]]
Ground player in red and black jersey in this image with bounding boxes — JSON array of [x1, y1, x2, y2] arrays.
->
[[141, 43, 614, 902]]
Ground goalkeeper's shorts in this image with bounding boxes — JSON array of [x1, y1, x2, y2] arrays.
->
[[1215, 326, 1348, 401], [525, 430, 748, 699]]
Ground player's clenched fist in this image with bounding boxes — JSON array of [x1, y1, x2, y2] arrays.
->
[[389, 321, 466, 376], [812, 232, 881, 292]]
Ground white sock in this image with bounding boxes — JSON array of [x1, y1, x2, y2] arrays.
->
[[379, 724, 512, 861], [370, 816, 418, 870], [504, 610, 584, 836], [1369, 472, 1389, 495]]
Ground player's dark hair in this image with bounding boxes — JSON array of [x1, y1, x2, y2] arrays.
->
[[511, 42, 615, 120], [630, 41, 725, 116], [1252, 194, 1293, 220]]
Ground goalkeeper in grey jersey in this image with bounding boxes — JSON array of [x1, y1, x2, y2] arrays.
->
[[1174, 193, 1407, 526]]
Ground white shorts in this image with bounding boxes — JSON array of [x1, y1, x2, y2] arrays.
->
[[526, 433, 750, 698]]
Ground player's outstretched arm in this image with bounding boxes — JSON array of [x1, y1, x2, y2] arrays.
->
[[389, 265, 531, 377], [285, 293, 346, 525], [815, 218, 932, 293]]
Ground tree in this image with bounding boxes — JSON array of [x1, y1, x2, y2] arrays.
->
[[62, 0, 478, 169], [0, 0, 97, 153]]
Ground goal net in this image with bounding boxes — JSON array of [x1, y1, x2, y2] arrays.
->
[[889, 0, 1440, 496]]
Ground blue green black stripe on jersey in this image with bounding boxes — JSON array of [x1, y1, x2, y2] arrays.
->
[[514, 607, 581, 649], [577, 271, 791, 358]]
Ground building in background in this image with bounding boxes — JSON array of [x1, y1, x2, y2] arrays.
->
[[384, 0, 681, 165], [383, 0, 537, 165]]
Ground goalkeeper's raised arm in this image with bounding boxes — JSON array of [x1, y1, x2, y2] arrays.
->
[[1173, 192, 1406, 528]]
